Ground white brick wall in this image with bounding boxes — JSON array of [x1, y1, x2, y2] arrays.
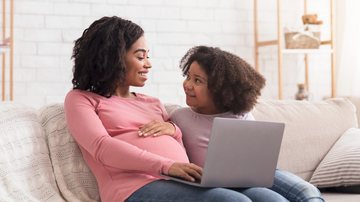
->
[[7, 0, 331, 108]]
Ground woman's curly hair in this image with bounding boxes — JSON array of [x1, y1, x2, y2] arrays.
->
[[71, 16, 144, 97], [180, 46, 266, 115]]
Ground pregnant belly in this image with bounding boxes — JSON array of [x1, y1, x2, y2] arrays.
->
[[117, 133, 189, 163]]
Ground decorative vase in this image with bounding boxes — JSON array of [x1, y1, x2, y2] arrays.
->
[[295, 83, 309, 100]]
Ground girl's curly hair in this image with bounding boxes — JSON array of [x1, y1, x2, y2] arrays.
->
[[180, 46, 266, 115], [71, 16, 144, 97]]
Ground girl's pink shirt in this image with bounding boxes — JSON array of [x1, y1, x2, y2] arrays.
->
[[64, 90, 189, 202], [170, 107, 254, 168]]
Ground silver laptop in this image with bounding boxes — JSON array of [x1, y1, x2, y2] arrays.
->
[[162, 117, 285, 188]]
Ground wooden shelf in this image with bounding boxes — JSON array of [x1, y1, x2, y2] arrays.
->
[[281, 49, 333, 54], [0, 46, 10, 53], [1, 0, 14, 101], [253, 0, 336, 99]]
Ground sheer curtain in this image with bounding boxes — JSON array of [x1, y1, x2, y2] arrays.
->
[[336, 0, 360, 96]]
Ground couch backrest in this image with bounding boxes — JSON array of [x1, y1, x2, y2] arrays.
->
[[252, 98, 358, 181]]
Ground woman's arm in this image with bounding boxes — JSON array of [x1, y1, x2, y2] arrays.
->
[[138, 120, 182, 140], [137, 103, 183, 143], [64, 91, 175, 176]]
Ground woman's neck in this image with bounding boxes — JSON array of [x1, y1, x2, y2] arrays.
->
[[115, 87, 135, 98]]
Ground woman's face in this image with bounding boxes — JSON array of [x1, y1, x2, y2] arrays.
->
[[183, 61, 219, 114], [123, 36, 152, 87]]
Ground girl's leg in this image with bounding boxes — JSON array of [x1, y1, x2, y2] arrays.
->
[[126, 180, 252, 202], [233, 187, 289, 202], [270, 169, 325, 202]]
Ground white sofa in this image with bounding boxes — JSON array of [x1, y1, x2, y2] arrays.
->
[[0, 98, 360, 202]]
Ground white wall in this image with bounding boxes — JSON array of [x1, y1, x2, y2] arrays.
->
[[9, 0, 332, 108]]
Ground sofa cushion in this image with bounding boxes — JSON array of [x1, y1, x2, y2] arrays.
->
[[40, 103, 100, 202], [322, 192, 360, 202], [310, 128, 360, 188], [252, 98, 358, 181], [0, 103, 64, 201]]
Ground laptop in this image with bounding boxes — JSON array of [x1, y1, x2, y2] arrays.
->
[[162, 117, 285, 188]]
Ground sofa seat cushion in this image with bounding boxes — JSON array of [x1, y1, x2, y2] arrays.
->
[[322, 192, 360, 202], [310, 128, 360, 188], [252, 98, 358, 181], [0, 103, 64, 201], [40, 103, 100, 202]]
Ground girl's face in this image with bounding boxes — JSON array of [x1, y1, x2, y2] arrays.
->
[[123, 36, 152, 87], [183, 61, 219, 114]]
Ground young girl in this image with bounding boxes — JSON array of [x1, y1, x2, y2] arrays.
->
[[168, 46, 324, 202]]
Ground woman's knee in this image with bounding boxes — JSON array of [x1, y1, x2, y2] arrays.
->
[[242, 187, 288, 202], [202, 188, 252, 202]]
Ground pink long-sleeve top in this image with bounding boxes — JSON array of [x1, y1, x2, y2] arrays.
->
[[64, 90, 189, 202]]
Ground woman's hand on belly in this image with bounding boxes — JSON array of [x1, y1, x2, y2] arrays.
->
[[138, 120, 175, 137], [168, 162, 202, 182]]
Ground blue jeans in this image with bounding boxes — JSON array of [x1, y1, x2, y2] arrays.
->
[[271, 169, 325, 202], [126, 180, 288, 202]]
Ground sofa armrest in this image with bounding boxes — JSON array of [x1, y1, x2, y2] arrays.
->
[[0, 103, 64, 201], [346, 96, 360, 127]]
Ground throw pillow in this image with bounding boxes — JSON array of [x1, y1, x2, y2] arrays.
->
[[40, 103, 100, 202], [310, 128, 360, 188], [0, 103, 64, 201]]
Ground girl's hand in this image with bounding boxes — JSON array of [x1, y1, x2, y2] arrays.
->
[[167, 162, 203, 182], [138, 120, 176, 137]]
